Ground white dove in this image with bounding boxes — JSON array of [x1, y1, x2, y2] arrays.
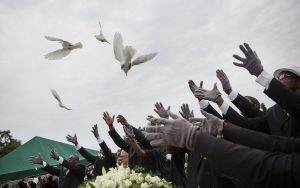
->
[[44, 36, 82, 60], [113, 32, 158, 76], [51, 89, 72, 110], [94, 21, 110, 44]]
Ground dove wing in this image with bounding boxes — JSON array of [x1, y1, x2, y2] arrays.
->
[[62, 105, 72, 110], [98, 22, 103, 33], [131, 52, 158, 66], [45, 36, 67, 42], [51, 89, 62, 103], [44, 49, 71, 60], [113, 32, 124, 63]]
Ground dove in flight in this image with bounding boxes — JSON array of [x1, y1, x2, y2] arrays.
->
[[94, 21, 110, 44], [44, 36, 82, 60], [113, 32, 158, 76], [51, 89, 71, 110]]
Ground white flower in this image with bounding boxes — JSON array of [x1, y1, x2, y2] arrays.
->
[[150, 176, 161, 184], [166, 154, 172, 160], [145, 174, 152, 183], [123, 179, 132, 187], [141, 182, 150, 188], [102, 179, 116, 188]]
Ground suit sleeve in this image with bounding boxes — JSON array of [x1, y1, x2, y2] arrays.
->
[[130, 125, 153, 149], [78, 147, 96, 164], [43, 164, 60, 176], [232, 93, 264, 117], [223, 107, 270, 134], [61, 159, 85, 176], [99, 141, 116, 165], [108, 129, 130, 153], [223, 123, 300, 153], [194, 133, 300, 187], [203, 103, 223, 119], [264, 78, 300, 117]]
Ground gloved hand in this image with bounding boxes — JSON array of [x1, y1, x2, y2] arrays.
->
[[66, 134, 78, 145], [188, 80, 204, 101], [145, 110, 199, 150], [29, 154, 43, 165], [117, 115, 129, 126], [194, 83, 221, 102], [200, 110, 224, 136], [216, 69, 232, 94], [123, 125, 136, 142], [91, 124, 100, 139], [50, 149, 59, 161], [233, 43, 263, 77], [179, 103, 194, 120], [154, 102, 170, 119]]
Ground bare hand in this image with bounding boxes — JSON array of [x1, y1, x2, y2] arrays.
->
[[66, 134, 78, 145], [91, 124, 100, 139], [103, 112, 115, 128]]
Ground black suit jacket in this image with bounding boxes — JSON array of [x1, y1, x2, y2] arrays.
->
[[108, 129, 157, 173], [194, 124, 300, 188], [193, 103, 239, 188], [78, 141, 116, 177], [43, 160, 85, 188], [232, 93, 265, 118], [224, 78, 300, 137]]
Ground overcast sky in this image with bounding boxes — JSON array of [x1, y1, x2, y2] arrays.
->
[[0, 0, 299, 153]]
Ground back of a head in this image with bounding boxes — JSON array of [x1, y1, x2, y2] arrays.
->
[[244, 96, 260, 109]]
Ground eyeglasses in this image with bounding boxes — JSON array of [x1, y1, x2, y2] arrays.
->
[[278, 73, 299, 80]]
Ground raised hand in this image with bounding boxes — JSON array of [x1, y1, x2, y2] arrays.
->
[[145, 110, 198, 150], [233, 43, 263, 77], [216, 69, 232, 94], [29, 154, 43, 165], [179, 103, 194, 120], [188, 80, 205, 100], [66, 134, 78, 145], [200, 110, 224, 136], [91, 124, 100, 139], [154, 102, 170, 119], [103, 112, 115, 128], [123, 125, 136, 142], [50, 149, 59, 161], [194, 83, 221, 102], [117, 115, 129, 126]]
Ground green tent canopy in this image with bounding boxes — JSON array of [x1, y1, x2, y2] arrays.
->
[[0, 136, 99, 182]]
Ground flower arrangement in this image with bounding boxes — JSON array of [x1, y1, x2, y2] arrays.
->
[[79, 166, 174, 188]]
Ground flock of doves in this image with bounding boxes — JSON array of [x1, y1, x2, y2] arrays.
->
[[47, 21, 158, 110]]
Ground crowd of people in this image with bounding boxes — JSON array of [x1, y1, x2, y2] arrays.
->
[[25, 43, 299, 188]]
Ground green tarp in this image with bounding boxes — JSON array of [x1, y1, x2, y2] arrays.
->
[[0, 136, 99, 182]]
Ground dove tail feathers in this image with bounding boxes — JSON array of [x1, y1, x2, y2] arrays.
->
[[74, 42, 83, 48]]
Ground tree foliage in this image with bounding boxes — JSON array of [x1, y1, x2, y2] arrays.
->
[[0, 130, 21, 157]]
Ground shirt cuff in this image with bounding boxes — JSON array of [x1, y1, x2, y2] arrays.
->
[[227, 90, 238, 101], [97, 138, 104, 144], [198, 100, 209, 109], [219, 101, 230, 115], [256, 70, 273, 90], [58, 156, 64, 164], [75, 144, 82, 150], [42, 161, 47, 167]]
